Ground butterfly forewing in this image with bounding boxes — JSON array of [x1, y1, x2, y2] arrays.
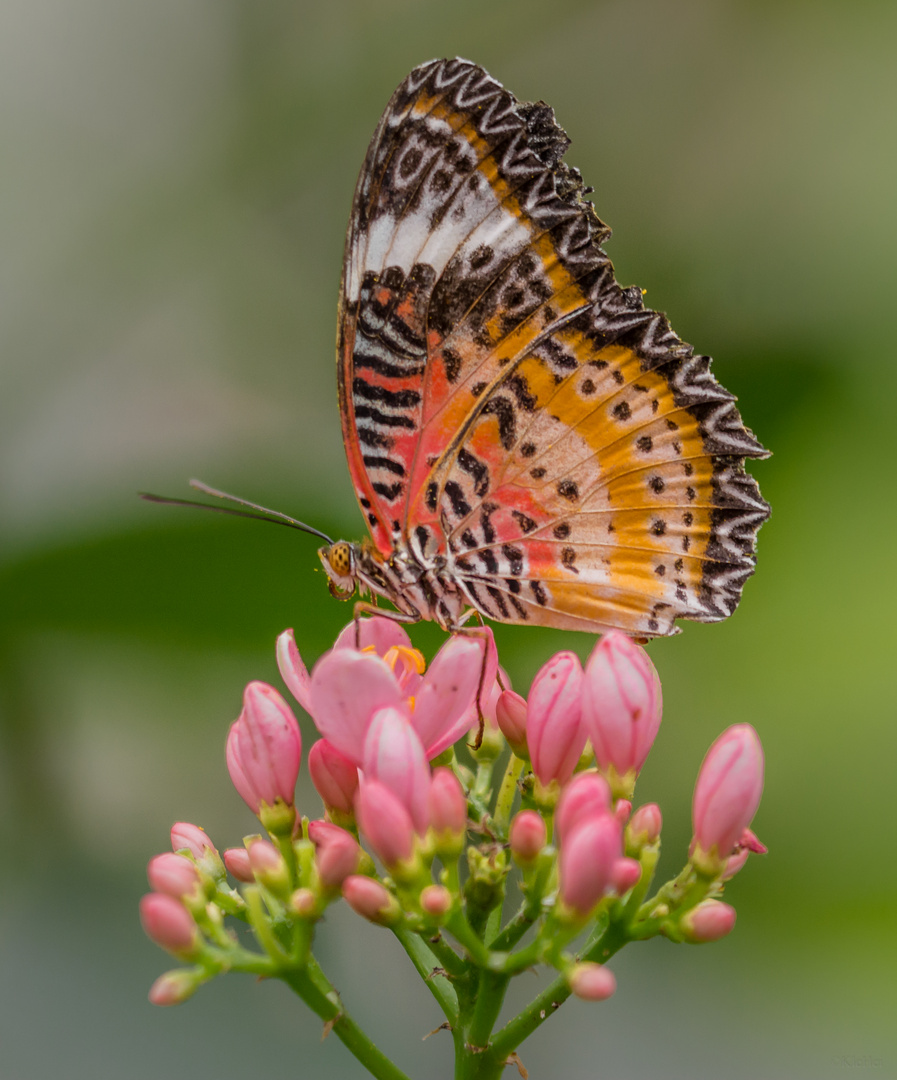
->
[[338, 58, 769, 637]]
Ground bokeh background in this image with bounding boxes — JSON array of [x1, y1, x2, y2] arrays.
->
[[2, 2, 894, 1077]]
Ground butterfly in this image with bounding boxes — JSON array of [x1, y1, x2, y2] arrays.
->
[[143, 58, 769, 641], [316, 58, 769, 639]]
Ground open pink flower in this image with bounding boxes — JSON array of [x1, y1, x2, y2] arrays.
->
[[302, 619, 487, 766]]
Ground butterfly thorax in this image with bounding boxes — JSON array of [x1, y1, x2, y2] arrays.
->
[[318, 537, 469, 630]]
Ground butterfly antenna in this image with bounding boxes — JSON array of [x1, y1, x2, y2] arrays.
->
[[139, 479, 334, 545]]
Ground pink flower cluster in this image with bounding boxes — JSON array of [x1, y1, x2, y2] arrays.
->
[[139, 617, 766, 1007], [496, 633, 663, 795]]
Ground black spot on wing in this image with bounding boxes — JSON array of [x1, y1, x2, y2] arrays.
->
[[457, 448, 490, 497], [445, 480, 471, 518]]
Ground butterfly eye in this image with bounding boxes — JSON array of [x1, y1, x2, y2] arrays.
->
[[326, 542, 354, 578]]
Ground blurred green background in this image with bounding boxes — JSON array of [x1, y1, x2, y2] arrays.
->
[[1, 1, 894, 1077]]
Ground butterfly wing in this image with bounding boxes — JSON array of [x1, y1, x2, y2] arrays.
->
[[338, 59, 525, 553], [339, 59, 769, 636]]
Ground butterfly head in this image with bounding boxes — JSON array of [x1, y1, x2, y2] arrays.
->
[[319, 541, 357, 600]]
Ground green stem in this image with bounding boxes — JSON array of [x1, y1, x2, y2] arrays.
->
[[493, 755, 524, 832], [392, 926, 459, 1022], [244, 886, 288, 963], [487, 922, 628, 1064], [280, 968, 412, 1080], [498, 939, 543, 974], [466, 969, 511, 1051], [445, 911, 493, 966], [472, 761, 494, 805], [488, 902, 535, 953], [484, 902, 503, 946], [425, 932, 468, 980]]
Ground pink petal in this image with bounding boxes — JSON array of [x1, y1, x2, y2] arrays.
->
[[275, 629, 312, 713], [309, 649, 403, 765], [363, 706, 431, 834], [333, 616, 412, 656], [413, 634, 484, 757]]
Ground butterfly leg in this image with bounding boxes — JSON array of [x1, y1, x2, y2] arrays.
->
[[449, 614, 496, 751], [351, 600, 421, 649]]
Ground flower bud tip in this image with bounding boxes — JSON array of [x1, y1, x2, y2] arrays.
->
[[568, 962, 616, 1001], [680, 900, 737, 943]]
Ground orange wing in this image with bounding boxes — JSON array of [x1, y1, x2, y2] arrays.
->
[[338, 59, 769, 636]]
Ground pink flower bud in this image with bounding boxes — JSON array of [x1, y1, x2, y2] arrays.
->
[[139, 894, 200, 957], [363, 706, 431, 834], [309, 649, 404, 765], [509, 810, 547, 865], [170, 822, 224, 879], [227, 682, 302, 818], [275, 628, 312, 713], [427, 768, 467, 846], [581, 632, 663, 782], [555, 773, 612, 845], [314, 827, 362, 889], [342, 875, 401, 925], [308, 738, 359, 815], [248, 838, 282, 873], [568, 962, 617, 1001], [248, 839, 289, 893], [721, 848, 750, 880], [170, 822, 217, 861], [628, 803, 662, 847], [680, 900, 737, 943], [527, 652, 587, 786], [223, 847, 254, 883], [307, 819, 348, 847], [495, 690, 528, 756], [692, 724, 764, 865], [412, 634, 488, 759], [148, 970, 199, 1006], [290, 888, 318, 917], [558, 814, 623, 916], [147, 853, 201, 899], [720, 828, 766, 879], [614, 799, 632, 825], [355, 780, 415, 867], [420, 884, 452, 918], [610, 856, 642, 895]]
